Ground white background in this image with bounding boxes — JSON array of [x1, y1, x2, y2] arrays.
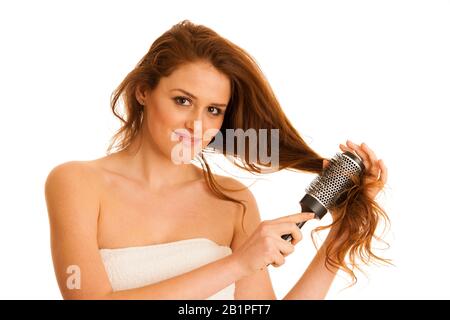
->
[[0, 0, 449, 299]]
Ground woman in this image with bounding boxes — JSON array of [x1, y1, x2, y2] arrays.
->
[[45, 20, 389, 300]]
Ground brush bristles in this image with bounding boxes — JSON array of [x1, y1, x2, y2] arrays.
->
[[306, 152, 363, 209]]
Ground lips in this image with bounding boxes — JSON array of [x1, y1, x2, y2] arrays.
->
[[174, 131, 202, 144]]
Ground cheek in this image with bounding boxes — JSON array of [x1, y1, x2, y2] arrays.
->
[[147, 103, 179, 132]]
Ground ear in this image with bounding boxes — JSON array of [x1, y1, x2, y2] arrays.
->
[[135, 83, 149, 105]]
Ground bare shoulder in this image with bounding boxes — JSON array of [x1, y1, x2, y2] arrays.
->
[[45, 160, 100, 193], [212, 175, 259, 209], [212, 175, 259, 211], [46, 160, 97, 183], [213, 175, 252, 198], [212, 175, 262, 246], [45, 161, 101, 220]]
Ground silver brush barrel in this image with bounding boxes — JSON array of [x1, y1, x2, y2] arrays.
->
[[282, 151, 365, 242]]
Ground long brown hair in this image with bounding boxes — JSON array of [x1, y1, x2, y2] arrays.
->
[[107, 20, 391, 286]]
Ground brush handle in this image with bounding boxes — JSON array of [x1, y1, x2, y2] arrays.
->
[[281, 221, 307, 242]]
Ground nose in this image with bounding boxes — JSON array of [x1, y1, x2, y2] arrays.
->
[[184, 109, 203, 135]]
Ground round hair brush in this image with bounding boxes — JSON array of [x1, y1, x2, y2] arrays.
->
[[282, 151, 365, 242]]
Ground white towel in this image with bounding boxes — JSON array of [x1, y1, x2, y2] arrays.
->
[[99, 238, 235, 299]]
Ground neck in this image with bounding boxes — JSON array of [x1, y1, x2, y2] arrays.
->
[[114, 129, 203, 192]]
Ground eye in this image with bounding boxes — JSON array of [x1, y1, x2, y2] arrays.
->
[[208, 106, 223, 116], [173, 96, 191, 106]]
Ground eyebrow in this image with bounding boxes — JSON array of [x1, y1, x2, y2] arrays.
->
[[170, 88, 228, 108]]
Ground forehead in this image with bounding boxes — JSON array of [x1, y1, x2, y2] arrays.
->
[[159, 62, 231, 102]]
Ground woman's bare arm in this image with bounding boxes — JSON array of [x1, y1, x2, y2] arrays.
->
[[283, 225, 345, 300], [45, 162, 246, 300]]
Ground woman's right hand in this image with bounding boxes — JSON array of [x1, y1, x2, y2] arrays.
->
[[231, 212, 316, 276]]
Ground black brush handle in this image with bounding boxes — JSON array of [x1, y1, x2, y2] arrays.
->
[[281, 221, 307, 242]]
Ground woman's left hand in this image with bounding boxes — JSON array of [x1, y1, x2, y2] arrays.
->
[[324, 140, 388, 201]]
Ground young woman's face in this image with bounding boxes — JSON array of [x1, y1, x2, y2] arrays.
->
[[139, 61, 231, 161]]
